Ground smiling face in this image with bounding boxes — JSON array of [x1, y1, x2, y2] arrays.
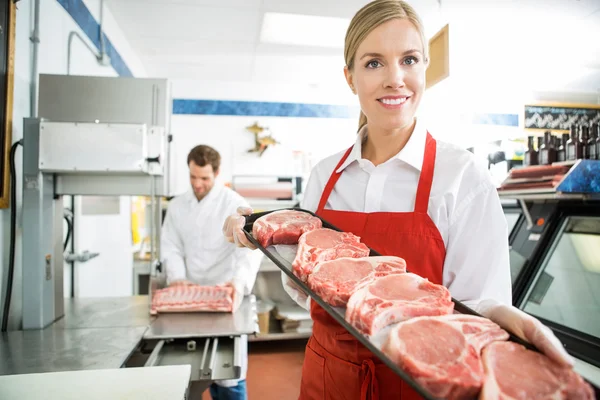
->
[[344, 18, 427, 133], [189, 161, 218, 201]]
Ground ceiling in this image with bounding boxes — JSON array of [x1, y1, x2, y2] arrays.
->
[[105, 0, 600, 95]]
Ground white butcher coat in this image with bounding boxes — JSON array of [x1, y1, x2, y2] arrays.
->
[[161, 183, 261, 387]]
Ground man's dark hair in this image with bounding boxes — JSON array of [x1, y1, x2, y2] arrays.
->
[[187, 145, 221, 172]]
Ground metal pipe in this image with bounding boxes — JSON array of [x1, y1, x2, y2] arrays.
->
[[30, 0, 41, 117], [99, 0, 107, 57], [67, 31, 100, 75], [70, 195, 75, 298], [150, 176, 156, 275]]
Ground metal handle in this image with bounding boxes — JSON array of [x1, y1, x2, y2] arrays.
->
[[200, 339, 211, 378], [144, 340, 165, 367], [233, 336, 243, 378]]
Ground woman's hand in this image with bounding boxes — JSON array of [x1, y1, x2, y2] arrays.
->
[[222, 206, 257, 249], [478, 299, 574, 367]]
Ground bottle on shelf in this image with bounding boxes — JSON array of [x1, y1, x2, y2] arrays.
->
[[566, 124, 582, 161], [557, 133, 569, 162], [539, 131, 557, 165], [594, 123, 600, 161], [580, 125, 590, 159], [587, 124, 597, 160], [524, 135, 538, 166]]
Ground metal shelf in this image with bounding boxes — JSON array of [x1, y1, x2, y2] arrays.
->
[[498, 190, 599, 201], [497, 159, 600, 202]]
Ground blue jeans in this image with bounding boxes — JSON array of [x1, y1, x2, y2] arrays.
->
[[209, 380, 247, 400]]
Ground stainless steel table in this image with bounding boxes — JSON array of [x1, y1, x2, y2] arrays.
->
[[53, 296, 153, 329], [0, 326, 146, 375], [145, 295, 258, 339], [0, 296, 151, 375]]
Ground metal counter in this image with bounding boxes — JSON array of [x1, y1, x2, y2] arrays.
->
[[145, 296, 258, 339], [0, 296, 151, 376], [53, 296, 153, 329], [0, 326, 147, 375], [0, 295, 257, 379]]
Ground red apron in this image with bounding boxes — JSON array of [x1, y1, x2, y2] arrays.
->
[[299, 133, 446, 400]]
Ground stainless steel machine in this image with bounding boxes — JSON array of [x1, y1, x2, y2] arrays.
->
[[22, 73, 173, 329], [21, 117, 167, 328], [14, 74, 257, 392]]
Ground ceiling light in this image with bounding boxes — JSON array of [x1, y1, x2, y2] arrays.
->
[[260, 12, 349, 48]]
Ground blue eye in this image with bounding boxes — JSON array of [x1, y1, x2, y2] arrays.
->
[[366, 60, 382, 69], [404, 56, 419, 65]]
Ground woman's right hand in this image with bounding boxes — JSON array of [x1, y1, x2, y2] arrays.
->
[[223, 206, 257, 249]]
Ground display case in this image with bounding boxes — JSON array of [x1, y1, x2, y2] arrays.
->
[[500, 197, 600, 387], [516, 204, 600, 365]]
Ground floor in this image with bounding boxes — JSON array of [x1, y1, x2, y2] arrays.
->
[[201, 339, 307, 400]]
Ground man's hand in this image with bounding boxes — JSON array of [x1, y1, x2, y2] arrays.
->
[[479, 300, 574, 367], [227, 281, 245, 313], [222, 206, 257, 249]]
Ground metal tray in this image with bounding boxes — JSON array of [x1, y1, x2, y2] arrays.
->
[[243, 207, 599, 399]]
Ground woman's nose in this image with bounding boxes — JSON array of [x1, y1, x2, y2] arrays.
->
[[384, 64, 405, 89]]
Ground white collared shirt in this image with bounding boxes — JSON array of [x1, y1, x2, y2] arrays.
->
[[161, 184, 261, 294], [283, 118, 512, 312]]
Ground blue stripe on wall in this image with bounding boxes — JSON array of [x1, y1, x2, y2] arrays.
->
[[173, 99, 360, 118], [471, 113, 519, 127], [57, 0, 133, 77]]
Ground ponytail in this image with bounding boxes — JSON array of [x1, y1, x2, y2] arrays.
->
[[358, 111, 367, 132]]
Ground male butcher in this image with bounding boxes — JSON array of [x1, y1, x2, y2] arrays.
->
[[161, 144, 258, 400]]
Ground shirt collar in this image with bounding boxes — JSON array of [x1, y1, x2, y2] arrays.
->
[[335, 118, 427, 173]]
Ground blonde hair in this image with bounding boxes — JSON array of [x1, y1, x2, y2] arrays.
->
[[344, 0, 429, 132]]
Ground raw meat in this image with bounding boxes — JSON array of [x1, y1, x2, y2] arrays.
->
[[382, 314, 510, 400], [252, 209, 322, 248], [307, 256, 407, 307], [150, 284, 234, 315], [345, 273, 454, 336], [292, 228, 370, 282], [480, 341, 594, 400]]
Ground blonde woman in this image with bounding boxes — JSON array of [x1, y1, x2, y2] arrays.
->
[[224, 1, 573, 398]]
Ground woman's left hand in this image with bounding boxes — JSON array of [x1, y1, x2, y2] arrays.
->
[[478, 299, 574, 367]]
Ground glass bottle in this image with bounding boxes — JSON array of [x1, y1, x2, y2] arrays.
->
[[557, 133, 569, 162], [566, 125, 582, 161], [539, 131, 557, 165], [580, 125, 590, 159], [524, 136, 538, 166], [587, 124, 597, 160], [594, 123, 600, 161]]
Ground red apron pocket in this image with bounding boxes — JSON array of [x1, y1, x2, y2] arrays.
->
[[300, 343, 326, 400]]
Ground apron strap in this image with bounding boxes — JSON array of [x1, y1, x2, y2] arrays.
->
[[360, 359, 379, 400], [316, 146, 353, 214], [414, 132, 436, 214]]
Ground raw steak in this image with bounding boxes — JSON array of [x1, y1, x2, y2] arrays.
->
[[345, 273, 454, 336], [252, 209, 322, 248], [307, 256, 407, 307], [382, 314, 509, 400], [292, 228, 370, 282], [150, 284, 234, 315], [480, 341, 594, 400]]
